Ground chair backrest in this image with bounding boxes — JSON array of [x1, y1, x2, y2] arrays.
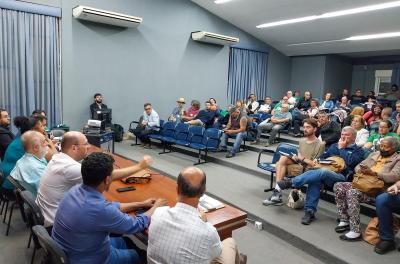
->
[[174, 123, 190, 141], [7, 176, 27, 222], [188, 126, 205, 144], [203, 128, 222, 149], [161, 121, 176, 137], [7, 176, 25, 191], [20, 190, 44, 226], [159, 119, 165, 128], [32, 225, 69, 264], [272, 143, 299, 163]]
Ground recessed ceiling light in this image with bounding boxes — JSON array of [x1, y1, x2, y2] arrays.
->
[[257, 0, 400, 28], [287, 32, 400, 46], [214, 0, 234, 4], [345, 32, 400, 41]]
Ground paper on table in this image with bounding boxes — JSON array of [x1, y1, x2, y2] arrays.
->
[[198, 194, 225, 212]]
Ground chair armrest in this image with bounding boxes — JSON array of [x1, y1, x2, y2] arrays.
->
[[128, 121, 140, 132], [257, 149, 275, 164]]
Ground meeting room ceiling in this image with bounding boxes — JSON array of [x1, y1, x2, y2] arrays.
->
[[191, 0, 400, 57]]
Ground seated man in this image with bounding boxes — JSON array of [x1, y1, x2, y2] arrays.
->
[[0, 108, 14, 161], [89, 93, 108, 119], [253, 104, 292, 147], [147, 167, 247, 264], [263, 118, 325, 205], [374, 179, 400, 254], [10, 131, 47, 196], [277, 127, 364, 225], [316, 111, 341, 149], [292, 98, 319, 137], [219, 107, 248, 158], [52, 152, 167, 264], [245, 94, 259, 114], [257, 96, 274, 114], [168, 97, 186, 123], [36, 131, 154, 228], [185, 101, 217, 128], [350, 89, 367, 105], [390, 100, 400, 120], [133, 103, 160, 148]]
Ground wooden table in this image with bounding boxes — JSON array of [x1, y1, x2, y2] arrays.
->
[[100, 150, 247, 240]]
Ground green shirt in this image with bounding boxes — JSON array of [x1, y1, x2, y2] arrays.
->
[[367, 132, 399, 151]]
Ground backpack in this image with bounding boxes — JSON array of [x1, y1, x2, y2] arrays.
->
[[113, 124, 124, 142]]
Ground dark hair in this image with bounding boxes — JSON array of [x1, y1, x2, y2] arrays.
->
[[144, 103, 151, 108], [32, 109, 46, 116], [209, 98, 216, 103], [13, 116, 32, 134], [0, 108, 6, 114], [81, 152, 115, 187], [177, 171, 206, 198], [392, 84, 398, 90], [303, 118, 318, 128], [94, 93, 102, 98], [205, 101, 211, 104]]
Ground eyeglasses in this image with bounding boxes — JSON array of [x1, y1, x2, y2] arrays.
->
[[145, 108, 151, 110]]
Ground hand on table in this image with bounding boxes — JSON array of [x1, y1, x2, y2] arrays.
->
[[142, 198, 156, 208]]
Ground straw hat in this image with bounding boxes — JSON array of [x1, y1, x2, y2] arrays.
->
[[177, 97, 186, 104]]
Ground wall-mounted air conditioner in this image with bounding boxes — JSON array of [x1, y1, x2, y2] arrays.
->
[[72, 6, 142, 28], [191, 31, 239, 46]]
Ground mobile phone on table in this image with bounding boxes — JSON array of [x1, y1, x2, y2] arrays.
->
[[116, 186, 136, 192]]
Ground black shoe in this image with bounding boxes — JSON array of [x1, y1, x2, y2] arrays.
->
[[301, 210, 315, 225], [374, 240, 396, 254], [277, 179, 292, 190], [335, 224, 350, 233], [219, 148, 227, 152], [339, 234, 362, 242], [226, 152, 235, 158]]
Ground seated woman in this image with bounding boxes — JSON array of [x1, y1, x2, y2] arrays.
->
[[342, 107, 364, 127], [168, 97, 186, 123], [235, 99, 247, 116], [333, 137, 400, 241], [374, 179, 400, 254], [331, 96, 351, 123], [209, 98, 221, 115], [363, 104, 383, 126], [393, 113, 400, 135], [363, 120, 399, 151], [351, 115, 369, 147], [319, 92, 335, 112]]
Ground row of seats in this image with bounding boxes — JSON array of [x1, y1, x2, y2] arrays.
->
[[0, 172, 65, 263], [130, 121, 224, 164]]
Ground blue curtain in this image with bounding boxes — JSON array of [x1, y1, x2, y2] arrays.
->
[[391, 63, 400, 86], [227, 48, 268, 104], [0, 7, 61, 127]]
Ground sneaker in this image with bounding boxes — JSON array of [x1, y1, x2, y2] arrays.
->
[[335, 223, 350, 233], [226, 152, 235, 158], [250, 140, 260, 145], [374, 240, 396, 255], [262, 189, 282, 206], [301, 210, 315, 225], [277, 179, 292, 190]]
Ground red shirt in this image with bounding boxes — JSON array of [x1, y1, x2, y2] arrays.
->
[[186, 107, 200, 117]]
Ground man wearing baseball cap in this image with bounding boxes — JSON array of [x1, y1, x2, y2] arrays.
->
[[169, 97, 186, 123]]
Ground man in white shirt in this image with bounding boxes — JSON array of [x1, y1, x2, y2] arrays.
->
[[133, 103, 160, 148], [36, 131, 153, 227], [287, 90, 297, 107], [147, 167, 247, 264], [245, 94, 259, 114]]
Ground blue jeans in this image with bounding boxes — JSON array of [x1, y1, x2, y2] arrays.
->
[[375, 192, 400, 241], [220, 132, 247, 155], [292, 169, 346, 213], [109, 237, 140, 264]]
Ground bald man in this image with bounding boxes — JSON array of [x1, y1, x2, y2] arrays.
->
[[10, 131, 48, 196], [36, 131, 154, 228], [147, 167, 247, 264]]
